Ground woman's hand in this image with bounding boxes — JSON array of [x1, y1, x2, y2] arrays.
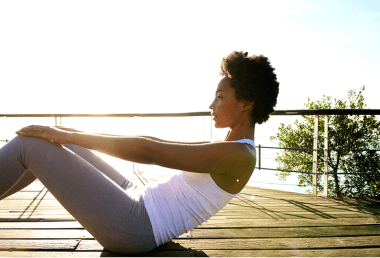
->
[[16, 125, 73, 145]]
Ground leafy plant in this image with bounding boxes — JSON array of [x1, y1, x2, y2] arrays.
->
[[270, 86, 380, 197]]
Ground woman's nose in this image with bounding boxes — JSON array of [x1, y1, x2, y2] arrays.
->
[[209, 99, 215, 110]]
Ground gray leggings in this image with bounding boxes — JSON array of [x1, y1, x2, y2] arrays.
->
[[0, 135, 156, 254]]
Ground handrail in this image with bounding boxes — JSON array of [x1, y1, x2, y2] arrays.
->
[[0, 112, 211, 118], [271, 109, 380, 115], [1, 109, 380, 118]]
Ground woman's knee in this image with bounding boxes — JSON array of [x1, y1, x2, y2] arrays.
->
[[11, 135, 59, 148]]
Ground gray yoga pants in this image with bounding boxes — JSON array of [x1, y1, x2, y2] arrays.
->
[[0, 135, 156, 254]]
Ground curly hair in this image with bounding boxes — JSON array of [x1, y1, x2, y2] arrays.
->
[[220, 51, 279, 125]]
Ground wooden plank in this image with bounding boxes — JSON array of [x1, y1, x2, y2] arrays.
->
[[170, 236, 380, 250], [214, 210, 370, 217], [2, 197, 61, 201], [0, 222, 82, 229], [226, 201, 365, 207], [4, 217, 374, 230], [0, 251, 72, 258], [217, 208, 364, 215], [0, 202, 369, 213], [0, 200, 62, 205], [0, 209, 368, 219], [0, 210, 71, 215], [188, 225, 380, 238], [0, 218, 77, 222], [0, 211, 70, 216], [230, 200, 380, 209], [0, 245, 380, 258], [0, 230, 93, 239], [0, 250, 197, 257], [70, 250, 197, 258], [0, 205, 65, 210], [0, 248, 378, 257], [0, 215, 75, 220], [0, 239, 79, 250], [224, 205, 357, 210], [196, 213, 376, 220], [198, 248, 380, 257], [199, 217, 380, 227], [77, 235, 380, 251], [0, 229, 191, 240], [223, 205, 361, 212]]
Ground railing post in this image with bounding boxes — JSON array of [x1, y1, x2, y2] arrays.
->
[[210, 115, 213, 142], [203, 116, 206, 141], [313, 115, 319, 196], [133, 116, 139, 173], [258, 144, 261, 170], [133, 116, 137, 136], [54, 116, 62, 126], [324, 115, 329, 197]]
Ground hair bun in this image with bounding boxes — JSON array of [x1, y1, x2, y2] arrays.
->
[[243, 52, 248, 58]]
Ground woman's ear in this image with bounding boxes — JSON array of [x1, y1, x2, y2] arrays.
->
[[240, 100, 254, 113]]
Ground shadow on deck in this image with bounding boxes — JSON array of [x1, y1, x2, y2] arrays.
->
[[0, 178, 379, 257]]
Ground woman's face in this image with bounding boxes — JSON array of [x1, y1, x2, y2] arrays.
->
[[209, 77, 248, 128]]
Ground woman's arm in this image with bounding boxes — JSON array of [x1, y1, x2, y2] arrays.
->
[[16, 125, 254, 175], [69, 133, 253, 174], [139, 136, 210, 145], [16, 126, 153, 164], [56, 126, 210, 145]]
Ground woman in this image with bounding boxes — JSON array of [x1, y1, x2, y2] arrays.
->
[[0, 51, 279, 254]]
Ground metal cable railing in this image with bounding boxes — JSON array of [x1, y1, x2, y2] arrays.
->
[[257, 145, 380, 175]]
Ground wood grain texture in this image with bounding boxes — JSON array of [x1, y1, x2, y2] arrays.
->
[[0, 176, 378, 257]]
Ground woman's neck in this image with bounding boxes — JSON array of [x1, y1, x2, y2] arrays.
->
[[225, 123, 255, 142]]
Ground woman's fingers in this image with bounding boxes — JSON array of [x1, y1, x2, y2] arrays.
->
[[16, 126, 52, 137], [19, 125, 44, 130], [16, 125, 72, 144], [17, 126, 45, 134]]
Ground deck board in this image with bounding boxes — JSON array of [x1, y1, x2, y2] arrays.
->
[[0, 175, 379, 257]]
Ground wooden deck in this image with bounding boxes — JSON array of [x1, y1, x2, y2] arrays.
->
[[0, 172, 379, 257]]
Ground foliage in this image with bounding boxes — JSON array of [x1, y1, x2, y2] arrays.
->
[[270, 86, 380, 197]]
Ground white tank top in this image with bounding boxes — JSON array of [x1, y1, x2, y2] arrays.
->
[[142, 139, 256, 246]]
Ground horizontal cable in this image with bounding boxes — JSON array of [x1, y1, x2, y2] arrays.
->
[[328, 148, 380, 152], [249, 180, 301, 186], [260, 146, 316, 151], [260, 146, 380, 152], [256, 167, 317, 174], [257, 167, 380, 176], [328, 172, 380, 175]]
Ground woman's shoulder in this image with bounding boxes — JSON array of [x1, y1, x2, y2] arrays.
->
[[234, 139, 256, 152]]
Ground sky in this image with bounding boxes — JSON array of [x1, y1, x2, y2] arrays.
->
[[0, 0, 379, 194], [1, 0, 379, 116]]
